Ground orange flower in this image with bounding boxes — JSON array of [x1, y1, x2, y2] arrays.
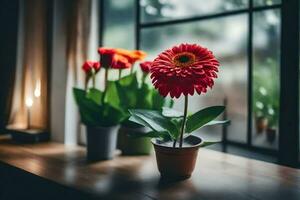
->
[[112, 54, 132, 69], [115, 49, 146, 64]]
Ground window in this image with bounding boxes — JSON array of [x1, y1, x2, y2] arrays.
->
[[136, 0, 281, 153], [100, 0, 300, 166]]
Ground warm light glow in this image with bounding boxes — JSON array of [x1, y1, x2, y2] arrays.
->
[[25, 97, 33, 108], [34, 80, 41, 97]]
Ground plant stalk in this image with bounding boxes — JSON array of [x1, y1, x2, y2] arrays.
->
[[130, 65, 134, 74], [173, 139, 177, 148], [118, 69, 122, 80], [84, 76, 88, 91], [104, 68, 109, 92], [92, 73, 96, 88], [179, 95, 188, 148], [142, 74, 147, 84]]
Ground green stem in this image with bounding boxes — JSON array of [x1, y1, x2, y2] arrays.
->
[[118, 69, 122, 80], [92, 73, 95, 88], [179, 95, 188, 148], [142, 74, 147, 84], [104, 68, 109, 92], [84, 76, 88, 91], [130, 65, 134, 74], [173, 139, 177, 148]]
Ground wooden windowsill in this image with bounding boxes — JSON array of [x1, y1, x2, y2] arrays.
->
[[0, 136, 299, 200]]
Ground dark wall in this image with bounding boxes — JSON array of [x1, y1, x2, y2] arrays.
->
[[0, 0, 19, 132]]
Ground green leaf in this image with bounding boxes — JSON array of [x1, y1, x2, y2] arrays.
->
[[86, 88, 103, 105], [116, 74, 139, 109], [73, 87, 126, 127], [204, 120, 230, 127], [128, 115, 154, 131], [152, 90, 165, 110], [102, 103, 127, 125], [199, 141, 221, 148], [73, 88, 102, 126], [162, 107, 183, 118], [129, 109, 179, 140], [186, 106, 225, 133], [119, 73, 138, 87], [136, 83, 153, 109], [104, 81, 121, 109]]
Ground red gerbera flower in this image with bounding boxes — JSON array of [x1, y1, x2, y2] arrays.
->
[[82, 61, 101, 74], [112, 54, 132, 69], [150, 43, 219, 98], [98, 47, 116, 68], [140, 61, 152, 73]]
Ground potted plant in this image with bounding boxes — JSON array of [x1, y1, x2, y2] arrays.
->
[[253, 86, 269, 134], [114, 59, 173, 155], [253, 59, 279, 136], [73, 48, 129, 161], [266, 99, 278, 143], [128, 43, 229, 180]]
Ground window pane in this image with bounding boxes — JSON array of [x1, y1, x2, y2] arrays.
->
[[141, 0, 248, 23], [253, 0, 281, 7], [252, 9, 280, 149], [103, 0, 135, 49], [141, 15, 248, 143]]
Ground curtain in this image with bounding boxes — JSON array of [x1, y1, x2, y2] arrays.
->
[[64, 0, 96, 145], [8, 0, 48, 130]]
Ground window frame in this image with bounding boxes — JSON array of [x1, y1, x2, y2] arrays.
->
[[132, 0, 300, 167]]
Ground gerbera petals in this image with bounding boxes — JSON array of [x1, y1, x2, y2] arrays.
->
[[150, 43, 219, 98]]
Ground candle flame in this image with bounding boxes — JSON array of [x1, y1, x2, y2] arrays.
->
[[34, 80, 41, 97], [25, 97, 33, 108]]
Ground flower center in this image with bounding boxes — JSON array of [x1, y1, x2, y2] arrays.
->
[[173, 52, 196, 67]]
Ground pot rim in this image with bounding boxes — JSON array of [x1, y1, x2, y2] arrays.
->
[[151, 135, 203, 150], [87, 124, 120, 128]]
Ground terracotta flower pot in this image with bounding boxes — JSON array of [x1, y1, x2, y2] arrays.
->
[[255, 117, 268, 134], [118, 126, 152, 155], [152, 135, 202, 180], [86, 125, 119, 161]]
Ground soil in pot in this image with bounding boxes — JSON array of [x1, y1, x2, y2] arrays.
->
[[118, 126, 152, 155], [152, 135, 202, 181], [86, 125, 119, 161]]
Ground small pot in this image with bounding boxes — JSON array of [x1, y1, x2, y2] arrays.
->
[[266, 127, 276, 143], [86, 125, 119, 161], [255, 116, 268, 134], [118, 126, 152, 155], [152, 135, 202, 181]]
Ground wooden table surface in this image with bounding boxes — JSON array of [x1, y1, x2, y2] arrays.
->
[[0, 136, 299, 200]]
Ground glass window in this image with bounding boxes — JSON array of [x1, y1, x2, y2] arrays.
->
[[141, 15, 248, 142], [141, 0, 248, 23], [103, 0, 135, 49], [253, 0, 281, 7], [252, 9, 280, 149]]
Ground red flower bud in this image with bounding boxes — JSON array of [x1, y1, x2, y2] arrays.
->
[[139, 61, 152, 73], [98, 47, 116, 68], [82, 61, 101, 74], [93, 62, 101, 72]]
